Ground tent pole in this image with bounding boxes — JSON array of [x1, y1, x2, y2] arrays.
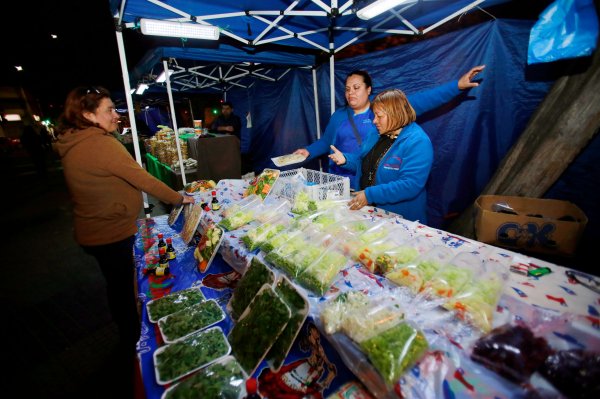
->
[[115, 28, 152, 217], [312, 67, 322, 172], [163, 59, 188, 187]]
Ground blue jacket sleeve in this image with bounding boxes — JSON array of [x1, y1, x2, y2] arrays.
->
[[305, 108, 345, 160], [364, 130, 433, 205], [407, 80, 460, 115]]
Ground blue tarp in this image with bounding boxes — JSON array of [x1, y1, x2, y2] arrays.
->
[[227, 19, 557, 229]]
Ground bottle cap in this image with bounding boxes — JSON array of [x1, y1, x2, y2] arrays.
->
[[166, 237, 172, 243], [158, 233, 164, 239], [245, 378, 257, 394], [212, 190, 217, 196]]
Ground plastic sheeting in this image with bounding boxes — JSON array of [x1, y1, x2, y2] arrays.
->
[[228, 19, 556, 229], [528, 0, 599, 64]]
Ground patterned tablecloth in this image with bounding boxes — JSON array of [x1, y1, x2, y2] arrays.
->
[[134, 178, 600, 399]]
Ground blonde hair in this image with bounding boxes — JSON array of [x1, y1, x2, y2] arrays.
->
[[371, 89, 416, 134]]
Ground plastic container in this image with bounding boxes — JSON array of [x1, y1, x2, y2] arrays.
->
[[227, 257, 276, 321], [146, 287, 206, 323], [154, 326, 231, 385], [161, 355, 247, 399], [158, 299, 226, 343], [267, 167, 350, 202], [219, 195, 263, 231], [193, 221, 224, 273], [228, 284, 292, 375]]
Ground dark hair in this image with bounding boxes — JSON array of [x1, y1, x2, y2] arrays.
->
[[57, 86, 111, 134], [222, 101, 233, 108], [346, 70, 373, 89]]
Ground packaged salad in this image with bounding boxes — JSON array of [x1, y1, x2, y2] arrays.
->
[[158, 299, 225, 343], [420, 251, 481, 299], [443, 265, 507, 332], [266, 275, 309, 372], [228, 284, 292, 375], [241, 214, 290, 252], [375, 235, 433, 275], [295, 243, 348, 296], [146, 287, 206, 323], [218, 195, 263, 231], [359, 321, 429, 387], [386, 245, 454, 294], [244, 168, 280, 199], [228, 257, 276, 321], [162, 355, 247, 399]]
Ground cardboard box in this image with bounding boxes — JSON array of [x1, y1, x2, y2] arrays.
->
[[474, 195, 587, 256]]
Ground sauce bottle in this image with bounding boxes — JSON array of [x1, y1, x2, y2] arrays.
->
[[211, 190, 220, 211], [166, 237, 176, 260]]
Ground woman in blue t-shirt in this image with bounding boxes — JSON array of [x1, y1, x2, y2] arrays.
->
[[293, 66, 485, 189]]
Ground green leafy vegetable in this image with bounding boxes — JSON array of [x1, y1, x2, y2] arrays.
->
[[154, 327, 230, 384], [159, 300, 225, 343], [164, 357, 246, 399], [228, 286, 291, 374], [229, 257, 275, 320], [359, 322, 428, 386], [147, 288, 205, 323]]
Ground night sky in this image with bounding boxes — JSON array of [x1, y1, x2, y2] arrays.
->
[[0, 1, 146, 118]]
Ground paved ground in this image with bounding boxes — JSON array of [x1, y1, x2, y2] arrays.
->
[[0, 148, 147, 398]]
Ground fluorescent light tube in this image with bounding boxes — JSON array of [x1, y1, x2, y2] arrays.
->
[[156, 69, 174, 83], [140, 18, 220, 40], [356, 0, 410, 20]]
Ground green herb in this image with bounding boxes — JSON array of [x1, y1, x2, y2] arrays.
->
[[159, 300, 225, 342], [359, 322, 428, 386], [230, 258, 275, 320], [164, 357, 245, 399], [229, 287, 291, 374], [147, 288, 205, 323], [267, 278, 308, 370], [155, 327, 230, 384]]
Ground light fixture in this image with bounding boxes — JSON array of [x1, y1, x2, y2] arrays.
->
[[130, 88, 136, 94], [356, 0, 410, 20], [135, 83, 149, 95], [4, 114, 22, 121], [139, 18, 220, 40], [15, 66, 23, 71], [156, 69, 174, 83], [50, 34, 58, 39]]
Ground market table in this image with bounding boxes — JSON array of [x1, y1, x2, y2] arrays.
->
[[134, 179, 600, 399]]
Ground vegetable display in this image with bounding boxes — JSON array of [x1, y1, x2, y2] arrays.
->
[[375, 246, 420, 274], [241, 222, 286, 251], [359, 322, 428, 386], [228, 286, 291, 374], [193, 224, 223, 272], [321, 291, 370, 335], [296, 249, 348, 296], [158, 299, 225, 343], [154, 327, 231, 385], [244, 169, 280, 199], [147, 287, 205, 323], [218, 209, 256, 231], [422, 264, 474, 298], [291, 190, 318, 215], [266, 277, 309, 371], [163, 356, 246, 399], [228, 257, 275, 320]]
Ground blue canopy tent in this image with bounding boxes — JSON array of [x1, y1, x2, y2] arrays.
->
[[110, 0, 587, 230]]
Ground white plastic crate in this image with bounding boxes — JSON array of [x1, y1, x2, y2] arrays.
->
[[266, 167, 350, 202]]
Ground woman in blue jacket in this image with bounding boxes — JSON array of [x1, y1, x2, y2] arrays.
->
[[329, 89, 432, 224], [293, 65, 484, 189]]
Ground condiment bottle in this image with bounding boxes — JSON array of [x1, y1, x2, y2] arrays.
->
[[166, 237, 176, 260], [156, 247, 170, 276], [157, 233, 166, 252], [211, 190, 220, 211]]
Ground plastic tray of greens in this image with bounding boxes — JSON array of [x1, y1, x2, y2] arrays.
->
[[146, 287, 206, 323], [161, 355, 247, 399], [266, 275, 310, 372], [154, 326, 231, 385], [227, 257, 276, 321], [158, 299, 226, 344], [228, 284, 291, 375]]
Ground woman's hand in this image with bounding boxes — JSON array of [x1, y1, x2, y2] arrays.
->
[[458, 65, 485, 90], [348, 191, 368, 210], [293, 148, 309, 157], [181, 195, 195, 205], [328, 145, 346, 165]]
